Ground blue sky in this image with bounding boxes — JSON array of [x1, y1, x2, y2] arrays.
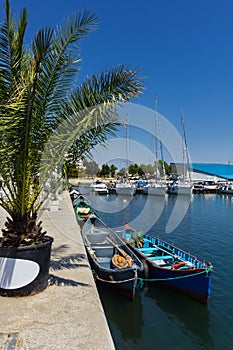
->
[[1, 0, 233, 164]]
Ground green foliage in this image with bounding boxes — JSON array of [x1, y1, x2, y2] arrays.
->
[[84, 160, 99, 176], [98, 164, 110, 177], [128, 163, 138, 175], [109, 164, 117, 177], [118, 168, 126, 176], [0, 0, 143, 246]]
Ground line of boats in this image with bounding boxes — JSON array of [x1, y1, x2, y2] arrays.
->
[[88, 178, 233, 196], [70, 189, 214, 304]]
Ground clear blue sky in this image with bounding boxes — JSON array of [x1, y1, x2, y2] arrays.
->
[[1, 0, 233, 164]]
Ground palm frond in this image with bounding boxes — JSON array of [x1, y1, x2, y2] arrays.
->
[[31, 10, 98, 127], [0, 1, 144, 245]]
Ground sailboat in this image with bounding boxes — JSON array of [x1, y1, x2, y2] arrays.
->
[[115, 114, 136, 196], [143, 96, 167, 196], [168, 110, 193, 195]]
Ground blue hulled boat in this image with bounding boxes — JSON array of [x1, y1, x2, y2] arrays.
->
[[125, 231, 213, 304]]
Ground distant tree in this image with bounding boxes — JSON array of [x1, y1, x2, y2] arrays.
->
[[128, 163, 139, 176], [118, 168, 126, 176], [140, 164, 155, 176], [64, 159, 79, 178], [138, 167, 145, 177], [157, 160, 171, 175], [85, 160, 99, 176], [109, 164, 117, 177], [164, 161, 172, 175], [98, 164, 110, 177]]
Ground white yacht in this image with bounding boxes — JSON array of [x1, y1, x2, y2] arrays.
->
[[115, 181, 136, 196], [90, 180, 108, 195]]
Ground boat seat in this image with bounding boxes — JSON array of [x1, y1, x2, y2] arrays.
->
[[76, 207, 90, 214], [137, 247, 159, 254], [97, 257, 112, 268], [92, 245, 114, 258], [85, 233, 109, 245], [149, 255, 174, 261]]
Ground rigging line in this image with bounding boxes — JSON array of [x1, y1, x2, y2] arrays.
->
[[181, 109, 191, 183]]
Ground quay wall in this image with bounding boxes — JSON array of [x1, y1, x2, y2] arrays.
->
[[0, 191, 115, 350]]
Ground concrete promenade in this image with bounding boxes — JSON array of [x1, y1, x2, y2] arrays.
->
[[0, 191, 115, 350]]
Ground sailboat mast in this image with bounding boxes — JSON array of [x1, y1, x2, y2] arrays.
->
[[126, 113, 129, 176], [181, 109, 191, 183], [155, 96, 158, 182], [160, 140, 166, 178]]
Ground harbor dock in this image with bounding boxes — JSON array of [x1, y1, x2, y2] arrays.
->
[[0, 191, 115, 350]]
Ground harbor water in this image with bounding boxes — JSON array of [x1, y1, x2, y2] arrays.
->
[[77, 189, 233, 350]]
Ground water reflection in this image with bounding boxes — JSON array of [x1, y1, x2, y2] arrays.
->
[[143, 283, 214, 348], [97, 283, 143, 345]]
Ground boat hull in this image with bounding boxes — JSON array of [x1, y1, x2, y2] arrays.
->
[[128, 234, 213, 304], [82, 216, 143, 300], [115, 186, 136, 196], [87, 255, 138, 300], [168, 185, 193, 195], [220, 190, 233, 194], [143, 185, 167, 196], [90, 181, 108, 195]]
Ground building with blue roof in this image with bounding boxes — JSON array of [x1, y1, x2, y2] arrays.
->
[[170, 163, 233, 181]]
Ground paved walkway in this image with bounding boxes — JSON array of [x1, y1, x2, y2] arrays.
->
[[0, 191, 115, 350]]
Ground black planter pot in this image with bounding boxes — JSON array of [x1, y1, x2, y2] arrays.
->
[[0, 237, 53, 297]]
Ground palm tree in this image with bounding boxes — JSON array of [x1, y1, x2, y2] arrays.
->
[[0, 0, 143, 247]]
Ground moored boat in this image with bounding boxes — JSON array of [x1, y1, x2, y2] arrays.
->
[[69, 188, 81, 205], [219, 182, 233, 194], [124, 228, 213, 304], [74, 196, 93, 222], [115, 182, 137, 196], [143, 182, 167, 196], [81, 215, 144, 300], [167, 180, 193, 195], [90, 179, 108, 195]]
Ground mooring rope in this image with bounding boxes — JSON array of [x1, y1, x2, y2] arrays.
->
[[92, 270, 137, 284], [138, 265, 213, 288]]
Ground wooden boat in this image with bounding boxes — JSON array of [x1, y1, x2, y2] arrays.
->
[[81, 215, 144, 300], [74, 196, 93, 222], [69, 188, 81, 205], [123, 228, 213, 304]]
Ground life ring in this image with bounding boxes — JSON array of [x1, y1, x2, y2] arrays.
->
[[112, 254, 132, 269], [172, 262, 186, 269]]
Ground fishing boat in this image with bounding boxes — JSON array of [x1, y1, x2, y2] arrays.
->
[[123, 227, 213, 304], [69, 188, 81, 205], [81, 215, 144, 300], [74, 195, 93, 222]]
